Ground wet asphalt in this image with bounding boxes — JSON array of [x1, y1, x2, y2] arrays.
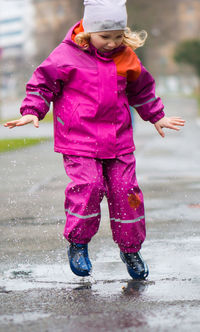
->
[[0, 96, 200, 332]]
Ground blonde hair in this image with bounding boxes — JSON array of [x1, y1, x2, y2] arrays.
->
[[75, 27, 147, 51]]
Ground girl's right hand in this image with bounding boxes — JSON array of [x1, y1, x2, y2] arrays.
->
[[4, 115, 39, 129]]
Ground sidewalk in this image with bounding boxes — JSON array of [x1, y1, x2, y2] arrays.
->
[[0, 95, 200, 332], [0, 99, 22, 120]]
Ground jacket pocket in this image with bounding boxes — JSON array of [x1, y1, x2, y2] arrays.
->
[[123, 103, 132, 128], [56, 102, 80, 134], [67, 103, 80, 134]]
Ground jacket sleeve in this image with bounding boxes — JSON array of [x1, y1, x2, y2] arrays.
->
[[20, 44, 67, 120], [126, 60, 165, 124]]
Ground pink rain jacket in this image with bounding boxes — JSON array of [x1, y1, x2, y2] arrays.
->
[[20, 21, 165, 159]]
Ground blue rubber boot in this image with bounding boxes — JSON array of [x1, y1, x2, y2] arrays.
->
[[120, 250, 149, 280], [68, 243, 92, 277]]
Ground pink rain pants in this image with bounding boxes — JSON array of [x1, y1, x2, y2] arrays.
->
[[63, 153, 146, 253]]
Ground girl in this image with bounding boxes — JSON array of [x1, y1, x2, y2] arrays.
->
[[4, 0, 185, 280]]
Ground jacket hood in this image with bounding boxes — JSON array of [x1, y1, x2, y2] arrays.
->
[[63, 20, 84, 45]]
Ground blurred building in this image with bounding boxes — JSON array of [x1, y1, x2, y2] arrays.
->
[[155, 0, 200, 76], [33, 0, 82, 61], [0, 0, 82, 100], [178, 0, 200, 40], [0, 0, 35, 99], [0, 0, 35, 58], [127, 0, 200, 94], [157, 0, 200, 94]]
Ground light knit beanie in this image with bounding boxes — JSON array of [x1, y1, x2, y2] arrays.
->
[[83, 0, 127, 33]]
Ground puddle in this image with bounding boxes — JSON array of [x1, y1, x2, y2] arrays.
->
[[1, 260, 200, 301], [0, 236, 200, 301], [0, 262, 130, 296], [0, 312, 51, 325]]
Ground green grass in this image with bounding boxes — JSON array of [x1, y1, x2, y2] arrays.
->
[[42, 111, 53, 122], [0, 137, 51, 153], [196, 95, 200, 116], [190, 93, 200, 116]]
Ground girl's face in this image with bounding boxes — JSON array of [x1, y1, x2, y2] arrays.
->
[[90, 30, 124, 52]]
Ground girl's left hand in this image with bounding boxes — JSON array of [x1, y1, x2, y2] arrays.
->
[[154, 116, 185, 137]]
